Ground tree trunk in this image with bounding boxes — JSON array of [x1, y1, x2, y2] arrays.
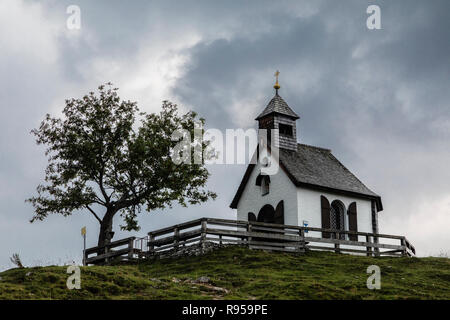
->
[[98, 208, 117, 248]]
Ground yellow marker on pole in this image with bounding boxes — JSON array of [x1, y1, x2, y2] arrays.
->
[[81, 226, 86, 266]]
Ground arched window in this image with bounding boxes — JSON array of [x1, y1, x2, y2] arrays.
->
[[330, 200, 346, 240], [347, 202, 358, 241], [248, 212, 257, 222], [321, 196, 331, 238]]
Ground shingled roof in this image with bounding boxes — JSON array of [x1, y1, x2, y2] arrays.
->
[[255, 94, 300, 120], [230, 143, 382, 210]]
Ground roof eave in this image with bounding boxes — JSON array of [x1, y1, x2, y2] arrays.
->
[[255, 111, 300, 121], [229, 163, 256, 209]]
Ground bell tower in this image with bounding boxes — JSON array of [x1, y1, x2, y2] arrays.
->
[[255, 71, 299, 152]]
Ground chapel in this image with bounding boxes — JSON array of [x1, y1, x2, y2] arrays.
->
[[230, 74, 382, 239]]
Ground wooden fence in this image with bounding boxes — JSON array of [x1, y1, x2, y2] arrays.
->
[[84, 236, 143, 265], [84, 217, 415, 265]]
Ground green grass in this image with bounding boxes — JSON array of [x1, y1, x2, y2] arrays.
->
[[0, 246, 449, 299]]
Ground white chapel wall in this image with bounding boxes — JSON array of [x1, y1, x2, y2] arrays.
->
[[236, 152, 298, 225], [297, 187, 373, 233]]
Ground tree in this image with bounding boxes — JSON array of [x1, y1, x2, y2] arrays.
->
[[27, 83, 216, 247]]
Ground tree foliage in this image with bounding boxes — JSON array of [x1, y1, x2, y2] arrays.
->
[[27, 83, 216, 245]]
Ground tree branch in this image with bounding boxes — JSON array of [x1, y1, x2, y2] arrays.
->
[[86, 205, 102, 223], [93, 194, 106, 206], [98, 167, 111, 204]]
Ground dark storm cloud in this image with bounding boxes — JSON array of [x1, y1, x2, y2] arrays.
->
[[1, 0, 450, 270], [175, 0, 450, 143]]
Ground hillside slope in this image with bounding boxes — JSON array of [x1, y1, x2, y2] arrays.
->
[[0, 246, 449, 299]]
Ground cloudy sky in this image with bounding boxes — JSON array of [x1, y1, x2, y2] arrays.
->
[[1, 0, 449, 269]]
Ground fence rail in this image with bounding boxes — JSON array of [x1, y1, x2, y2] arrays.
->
[[84, 236, 146, 265], [84, 218, 415, 265]]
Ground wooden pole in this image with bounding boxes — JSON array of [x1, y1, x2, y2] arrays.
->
[[148, 233, 155, 256], [401, 238, 407, 257], [299, 229, 305, 253], [174, 227, 179, 251], [374, 234, 380, 257], [128, 238, 134, 260], [247, 222, 252, 248], [366, 235, 372, 257], [81, 226, 87, 266], [83, 234, 86, 266], [334, 232, 340, 253], [200, 219, 207, 254]]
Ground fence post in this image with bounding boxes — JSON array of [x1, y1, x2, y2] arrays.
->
[[128, 238, 134, 260], [401, 237, 407, 257], [334, 232, 340, 253], [247, 222, 252, 248], [148, 233, 155, 257], [373, 234, 380, 257], [366, 235, 373, 257], [200, 219, 207, 254], [174, 227, 179, 251], [299, 228, 305, 253], [104, 243, 110, 264]]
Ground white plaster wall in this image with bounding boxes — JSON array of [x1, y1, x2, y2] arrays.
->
[[236, 152, 298, 225], [234, 148, 375, 239], [297, 187, 374, 238]]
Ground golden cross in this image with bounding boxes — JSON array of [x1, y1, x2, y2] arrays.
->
[[274, 70, 280, 91], [274, 70, 280, 83]]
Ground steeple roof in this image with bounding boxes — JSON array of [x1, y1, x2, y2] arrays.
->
[[255, 94, 300, 120]]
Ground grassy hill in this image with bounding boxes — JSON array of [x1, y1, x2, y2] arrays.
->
[[0, 246, 449, 300]]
